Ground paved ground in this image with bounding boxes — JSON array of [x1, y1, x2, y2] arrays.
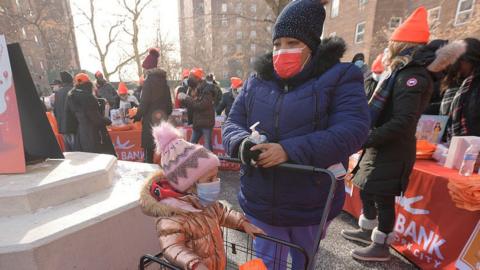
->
[[218, 170, 418, 270]]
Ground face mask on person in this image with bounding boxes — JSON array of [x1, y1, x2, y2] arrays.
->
[[196, 179, 221, 207], [273, 47, 310, 79], [182, 78, 188, 87], [232, 88, 239, 98], [187, 77, 199, 88], [354, 60, 365, 68]]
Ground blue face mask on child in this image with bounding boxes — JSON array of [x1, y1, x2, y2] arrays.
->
[[196, 179, 221, 207]]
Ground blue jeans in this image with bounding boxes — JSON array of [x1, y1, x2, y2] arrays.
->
[[190, 128, 213, 151], [247, 215, 330, 270]]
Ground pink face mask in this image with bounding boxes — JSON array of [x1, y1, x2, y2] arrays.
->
[[273, 47, 310, 79]]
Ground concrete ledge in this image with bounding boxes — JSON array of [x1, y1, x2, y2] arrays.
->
[[0, 152, 117, 216], [0, 160, 159, 253], [0, 160, 160, 270]]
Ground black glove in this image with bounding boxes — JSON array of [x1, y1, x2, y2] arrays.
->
[[239, 137, 263, 166]]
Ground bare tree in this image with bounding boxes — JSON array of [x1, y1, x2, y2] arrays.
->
[[76, 0, 140, 80], [120, 0, 154, 78], [264, 0, 291, 17]]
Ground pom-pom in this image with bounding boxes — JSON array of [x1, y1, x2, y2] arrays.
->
[[152, 122, 182, 154], [148, 48, 160, 58]]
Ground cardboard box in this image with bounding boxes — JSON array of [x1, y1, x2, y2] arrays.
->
[[445, 136, 480, 169]]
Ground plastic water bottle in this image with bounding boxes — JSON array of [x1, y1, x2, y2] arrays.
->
[[459, 144, 480, 176]]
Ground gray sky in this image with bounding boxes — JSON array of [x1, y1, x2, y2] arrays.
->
[[70, 0, 180, 81]]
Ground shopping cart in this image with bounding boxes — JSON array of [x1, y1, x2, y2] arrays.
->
[[138, 157, 338, 270]]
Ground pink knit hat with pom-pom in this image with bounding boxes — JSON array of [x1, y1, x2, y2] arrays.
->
[[152, 122, 220, 192]]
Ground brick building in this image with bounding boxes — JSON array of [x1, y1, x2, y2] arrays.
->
[[178, 0, 275, 82], [323, 0, 480, 64], [0, 0, 80, 94]]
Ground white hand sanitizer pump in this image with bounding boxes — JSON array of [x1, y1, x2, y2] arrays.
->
[[249, 122, 267, 144]]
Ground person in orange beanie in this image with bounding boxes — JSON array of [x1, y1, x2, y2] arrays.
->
[[65, 72, 116, 156], [216, 77, 242, 117], [177, 67, 216, 150], [342, 6, 445, 262], [363, 52, 385, 99], [117, 82, 139, 109]]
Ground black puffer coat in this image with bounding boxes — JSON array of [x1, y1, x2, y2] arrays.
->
[[136, 69, 172, 149], [353, 47, 435, 195], [66, 84, 116, 156], [182, 81, 215, 130]]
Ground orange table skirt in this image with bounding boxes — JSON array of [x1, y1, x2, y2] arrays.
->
[[343, 160, 480, 269], [107, 125, 240, 171]]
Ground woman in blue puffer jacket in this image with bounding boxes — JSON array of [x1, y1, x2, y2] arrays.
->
[[222, 1, 370, 269]]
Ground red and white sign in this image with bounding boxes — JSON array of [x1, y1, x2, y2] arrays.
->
[[343, 161, 480, 269], [0, 35, 25, 173]]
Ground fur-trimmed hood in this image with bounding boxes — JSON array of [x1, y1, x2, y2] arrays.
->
[[139, 171, 203, 217], [253, 36, 347, 82]]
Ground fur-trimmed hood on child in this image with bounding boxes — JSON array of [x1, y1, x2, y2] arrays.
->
[[139, 171, 247, 270]]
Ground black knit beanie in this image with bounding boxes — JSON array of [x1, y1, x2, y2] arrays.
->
[[272, 0, 326, 51], [60, 71, 73, 84]]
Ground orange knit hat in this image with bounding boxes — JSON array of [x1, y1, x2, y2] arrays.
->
[[371, 53, 384, 74], [390, 6, 430, 44], [118, 82, 128, 95], [391, 7, 429, 44], [182, 69, 190, 78], [230, 77, 243, 89], [190, 68, 205, 80], [74, 73, 90, 85]]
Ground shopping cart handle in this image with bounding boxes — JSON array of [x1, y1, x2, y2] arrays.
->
[[219, 156, 335, 178]]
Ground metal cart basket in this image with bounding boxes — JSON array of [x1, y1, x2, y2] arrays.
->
[[139, 157, 338, 270]]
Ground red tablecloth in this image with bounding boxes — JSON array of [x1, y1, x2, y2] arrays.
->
[[343, 160, 480, 269], [108, 127, 144, 162], [108, 125, 240, 171]]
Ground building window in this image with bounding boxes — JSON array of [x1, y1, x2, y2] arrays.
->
[[355, 22, 366, 43], [222, 45, 228, 54], [331, 0, 339, 18], [26, 56, 33, 66], [250, 57, 256, 64], [21, 27, 26, 38], [359, 0, 368, 6], [250, 30, 257, 39], [223, 71, 228, 79], [235, 3, 242, 13], [236, 18, 242, 26], [221, 18, 228, 27], [250, 44, 256, 52], [250, 4, 257, 13], [389, 17, 402, 29], [236, 31, 243, 40], [221, 3, 227, 13], [236, 44, 242, 52], [455, 0, 475, 26], [428, 7, 441, 24]]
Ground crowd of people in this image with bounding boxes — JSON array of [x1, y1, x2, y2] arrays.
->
[[39, 0, 480, 268]]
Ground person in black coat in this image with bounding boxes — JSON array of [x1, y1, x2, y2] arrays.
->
[[133, 48, 173, 163], [53, 71, 76, 151], [343, 8, 463, 262], [95, 71, 119, 109], [66, 73, 116, 156], [440, 38, 480, 142], [216, 77, 242, 118]]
